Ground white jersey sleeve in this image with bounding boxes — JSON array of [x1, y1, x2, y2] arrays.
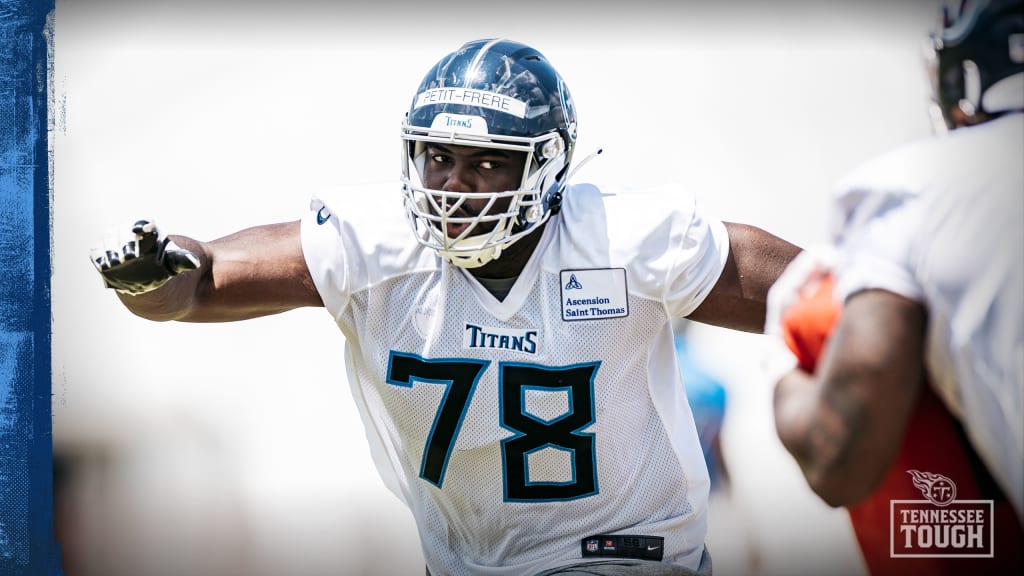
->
[[829, 132, 936, 303], [835, 200, 924, 303], [550, 182, 729, 318], [300, 183, 436, 321]]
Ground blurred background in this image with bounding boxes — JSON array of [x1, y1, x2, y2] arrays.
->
[[51, 0, 938, 574]]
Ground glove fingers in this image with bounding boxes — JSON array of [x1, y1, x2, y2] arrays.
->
[[95, 228, 123, 269], [122, 241, 138, 261], [92, 221, 151, 269], [131, 219, 155, 234], [133, 219, 160, 255], [89, 245, 109, 272], [120, 224, 141, 262], [90, 218, 200, 294]]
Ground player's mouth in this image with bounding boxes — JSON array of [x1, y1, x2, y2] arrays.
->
[[439, 202, 478, 239], [445, 221, 471, 238]]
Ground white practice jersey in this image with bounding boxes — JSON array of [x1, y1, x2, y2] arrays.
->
[[835, 112, 1024, 520], [301, 181, 729, 575]]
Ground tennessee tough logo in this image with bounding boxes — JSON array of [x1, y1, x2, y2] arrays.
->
[[891, 469, 993, 558]]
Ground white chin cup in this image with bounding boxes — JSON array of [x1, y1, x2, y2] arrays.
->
[[440, 243, 502, 269]]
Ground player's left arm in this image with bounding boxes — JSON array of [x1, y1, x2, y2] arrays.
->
[[687, 222, 802, 333], [773, 288, 927, 506]]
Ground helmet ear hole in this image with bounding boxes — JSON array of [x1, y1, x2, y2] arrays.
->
[[539, 136, 564, 160]]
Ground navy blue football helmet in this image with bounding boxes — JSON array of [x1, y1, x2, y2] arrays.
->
[[927, 0, 1024, 130], [400, 39, 577, 268]]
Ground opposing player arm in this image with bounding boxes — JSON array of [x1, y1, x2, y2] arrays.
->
[[686, 222, 802, 333], [773, 289, 926, 506], [110, 221, 323, 322]]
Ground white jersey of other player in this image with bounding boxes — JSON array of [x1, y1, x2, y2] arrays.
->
[[835, 112, 1024, 520], [301, 181, 728, 575]]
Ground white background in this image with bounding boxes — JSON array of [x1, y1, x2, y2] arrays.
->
[[52, 1, 938, 575]]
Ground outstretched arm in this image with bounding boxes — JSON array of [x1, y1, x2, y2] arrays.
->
[[96, 220, 322, 322], [687, 222, 802, 333], [773, 288, 926, 506]]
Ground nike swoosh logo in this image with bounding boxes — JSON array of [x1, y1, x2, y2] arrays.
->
[[316, 206, 331, 225], [647, 545, 661, 551]]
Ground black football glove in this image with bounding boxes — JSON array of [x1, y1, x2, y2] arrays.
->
[[90, 219, 200, 295]]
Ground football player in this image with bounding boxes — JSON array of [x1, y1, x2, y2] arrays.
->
[[768, 1, 1024, 573], [92, 38, 800, 575]]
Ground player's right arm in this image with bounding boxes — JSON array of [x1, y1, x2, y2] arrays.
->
[[92, 219, 323, 322], [773, 288, 926, 506]]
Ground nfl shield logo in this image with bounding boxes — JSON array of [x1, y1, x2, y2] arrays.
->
[[586, 539, 599, 553]]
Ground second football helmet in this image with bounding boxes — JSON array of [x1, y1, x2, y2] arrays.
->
[[400, 38, 577, 268], [926, 0, 1024, 130]]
